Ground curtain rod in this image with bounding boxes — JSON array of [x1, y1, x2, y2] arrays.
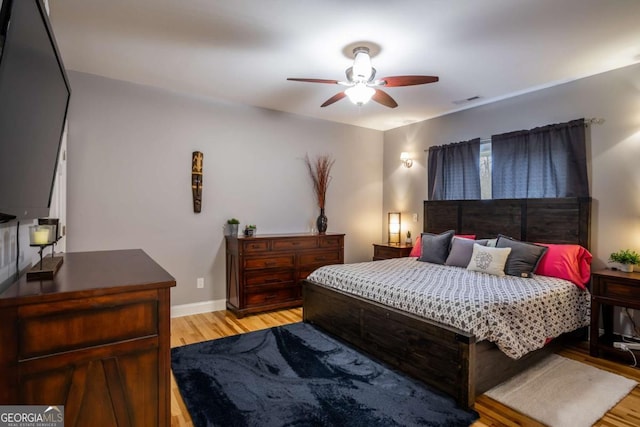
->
[[476, 118, 605, 144], [425, 117, 606, 150]]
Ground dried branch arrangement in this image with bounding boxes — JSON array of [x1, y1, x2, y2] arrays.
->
[[304, 154, 335, 210]]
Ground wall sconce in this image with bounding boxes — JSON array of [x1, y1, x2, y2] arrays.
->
[[400, 152, 413, 168], [388, 212, 401, 245]]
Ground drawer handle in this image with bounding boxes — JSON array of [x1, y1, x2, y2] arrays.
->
[[315, 256, 327, 261], [265, 293, 278, 300], [264, 261, 277, 266], [251, 244, 262, 249], [264, 277, 281, 283], [291, 242, 300, 246]]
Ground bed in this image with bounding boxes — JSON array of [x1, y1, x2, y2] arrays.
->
[[302, 197, 591, 407]]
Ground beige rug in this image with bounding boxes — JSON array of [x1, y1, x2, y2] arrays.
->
[[486, 354, 637, 427]]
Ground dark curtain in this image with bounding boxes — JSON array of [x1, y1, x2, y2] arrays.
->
[[491, 118, 588, 198], [428, 138, 481, 200]]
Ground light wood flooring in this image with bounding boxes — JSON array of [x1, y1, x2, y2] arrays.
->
[[170, 308, 640, 427]]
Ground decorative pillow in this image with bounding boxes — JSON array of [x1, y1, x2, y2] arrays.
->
[[417, 230, 455, 264], [409, 235, 422, 257], [496, 235, 548, 278], [445, 237, 488, 268], [534, 243, 592, 289], [411, 233, 475, 257], [467, 244, 511, 276], [486, 238, 498, 247]]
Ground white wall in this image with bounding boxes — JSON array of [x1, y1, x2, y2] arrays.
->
[[383, 62, 640, 334], [66, 71, 383, 306]]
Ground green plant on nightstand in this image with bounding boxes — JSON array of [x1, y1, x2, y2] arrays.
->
[[609, 249, 640, 273]]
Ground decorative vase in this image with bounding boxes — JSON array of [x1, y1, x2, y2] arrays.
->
[[225, 224, 238, 237], [619, 263, 634, 273], [316, 208, 328, 234]]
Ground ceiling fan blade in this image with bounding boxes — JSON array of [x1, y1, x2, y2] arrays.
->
[[380, 75, 439, 87], [372, 89, 398, 108], [321, 92, 346, 107], [287, 78, 340, 85]]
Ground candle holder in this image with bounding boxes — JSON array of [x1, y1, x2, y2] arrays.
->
[[26, 221, 64, 281]]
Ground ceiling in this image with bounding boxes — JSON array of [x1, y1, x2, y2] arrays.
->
[[48, 0, 640, 131]]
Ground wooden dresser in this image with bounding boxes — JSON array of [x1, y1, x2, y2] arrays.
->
[[226, 233, 344, 317], [0, 249, 176, 427]]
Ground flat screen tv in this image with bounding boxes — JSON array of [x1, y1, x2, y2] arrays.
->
[[0, 0, 71, 222]]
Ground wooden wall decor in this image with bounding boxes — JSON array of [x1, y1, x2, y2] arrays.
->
[[191, 151, 203, 213]]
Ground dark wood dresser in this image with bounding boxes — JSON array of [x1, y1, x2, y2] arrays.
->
[[226, 233, 344, 317], [0, 249, 176, 427]]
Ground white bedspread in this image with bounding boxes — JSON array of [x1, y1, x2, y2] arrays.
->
[[307, 258, 591, 359]]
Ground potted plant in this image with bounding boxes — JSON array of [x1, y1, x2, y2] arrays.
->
[[225, 218, 240, 237], [244, 224, 257, 237], [406, 230, 412, 245], [609, 249, 640, 272]]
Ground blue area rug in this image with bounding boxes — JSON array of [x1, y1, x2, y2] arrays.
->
[[171, 322, 478, 427]]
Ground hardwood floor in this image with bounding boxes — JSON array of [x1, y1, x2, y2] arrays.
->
[[170, 308, 640, 427]]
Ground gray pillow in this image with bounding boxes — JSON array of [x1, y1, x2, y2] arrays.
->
[[445, 237, 489, 268], [496, 234, 548, 278], [418, 230, 455, 264]]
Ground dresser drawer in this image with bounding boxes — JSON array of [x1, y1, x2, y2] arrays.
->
[[299, 250, 341, 266], [320, 236, 343, 248], [600, 280, 640, 299], [245, 287, 299, 306], [244, 255, 295, 270], [272, 238, 317, 251], [244, 270, 295, 287], [18, 290, 158, 359], [243, 240, 269, 253]]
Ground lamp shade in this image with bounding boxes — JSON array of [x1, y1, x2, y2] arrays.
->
[[388, 212, 401, 245]]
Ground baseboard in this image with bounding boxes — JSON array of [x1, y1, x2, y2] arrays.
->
[[171, 299, 226, 318]]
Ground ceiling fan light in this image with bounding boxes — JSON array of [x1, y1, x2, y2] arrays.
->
[[352, 49, 372, 81], [345, 84, 375, 106]]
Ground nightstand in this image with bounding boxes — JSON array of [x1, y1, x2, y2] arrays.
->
[[372, 243, 413, 261], [590, 269, 640, 358]]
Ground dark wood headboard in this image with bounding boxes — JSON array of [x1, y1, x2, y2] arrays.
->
[[423, 197, 591, 249]]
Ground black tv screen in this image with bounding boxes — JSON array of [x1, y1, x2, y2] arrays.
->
[[0, 0, 70, 221]]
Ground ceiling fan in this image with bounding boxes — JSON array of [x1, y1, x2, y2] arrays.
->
[[287, 46, 439, 108]]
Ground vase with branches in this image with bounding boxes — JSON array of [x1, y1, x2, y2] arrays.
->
[[304, 154, 335, 234]]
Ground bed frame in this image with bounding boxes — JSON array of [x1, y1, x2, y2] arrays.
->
[[302, 197, 591, 407]]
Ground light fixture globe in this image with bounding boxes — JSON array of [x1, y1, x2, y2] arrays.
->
[[345, 83, 375, 106], [351, 47, 373, 81]]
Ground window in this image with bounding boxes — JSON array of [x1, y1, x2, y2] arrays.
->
[[429, 118, 588, 200], [479, 141, 491, 199]]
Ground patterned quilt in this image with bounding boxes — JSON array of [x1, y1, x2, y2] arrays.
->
[[307, 258, 591, 359]]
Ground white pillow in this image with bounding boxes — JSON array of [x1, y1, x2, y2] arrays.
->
[[467, 244, 512, 277]]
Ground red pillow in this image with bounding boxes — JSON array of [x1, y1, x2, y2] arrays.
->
[[456, 234, 476, 240], [409, 235, 421, 257], [409, 234, 476, 257], [534, 243, 592, 289]]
